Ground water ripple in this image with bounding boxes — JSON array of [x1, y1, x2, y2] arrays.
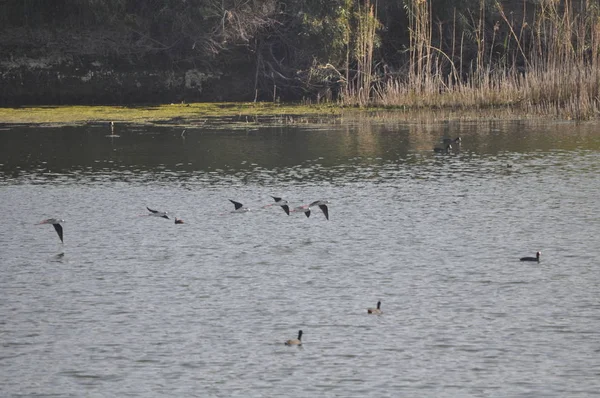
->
[[1, 121, 599, 397]]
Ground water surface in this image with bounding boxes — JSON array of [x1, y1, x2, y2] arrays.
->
[[1, 120, 599, 397]]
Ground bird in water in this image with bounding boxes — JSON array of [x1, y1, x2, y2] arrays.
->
[[285, 330, 303, 346], [434, 144, 453, 154], [174, 218, 184, 224], [264, 196, 290, 215], [442, 136, 461, 145], [229, 199, 250, 213], [36, 218, 64, 243], [146, 207, 170, 219], [520, 251, 541, 262], [367, 301, 382, 314], [106, 121, 120, 138]]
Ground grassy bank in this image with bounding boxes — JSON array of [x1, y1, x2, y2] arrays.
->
[[0, 102, 345, 127], [0, 100, 562, 127]]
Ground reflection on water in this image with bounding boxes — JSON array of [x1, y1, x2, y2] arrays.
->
[[1, 120, 599, 184], [1, 120, 600, 397]]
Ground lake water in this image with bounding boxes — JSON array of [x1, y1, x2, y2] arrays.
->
[[1, 118, 599, 397]]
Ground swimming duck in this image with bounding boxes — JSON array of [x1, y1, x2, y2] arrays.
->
[[285, 330, 303, 346], [520, 251, 541, 262], [367, 301, 382, 314]]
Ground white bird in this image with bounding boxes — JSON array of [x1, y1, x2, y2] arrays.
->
[[36, 218, 64, 243], [263, 196, 290, 215], [291, 204, 311, 218], [291, 200, 330, 220], [309, 200, 330, 220], [106, 121, 120, 138], [229, 200, 250, 213]]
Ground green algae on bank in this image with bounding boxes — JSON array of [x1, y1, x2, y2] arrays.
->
[[0, 102, 557, 128], [0, 102, 342, 127]]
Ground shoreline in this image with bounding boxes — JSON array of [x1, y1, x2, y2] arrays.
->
[[0, 102, 569, 128]]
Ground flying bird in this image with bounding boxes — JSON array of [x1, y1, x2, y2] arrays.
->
[[264, 196, 290, 215], [229, 200, 250, 213], [146, 207, 170, 219], [36, 218, 64, 243], [291, 204, 311, 218], [291, 200, 330, 219], [310, 200, 330, 220]]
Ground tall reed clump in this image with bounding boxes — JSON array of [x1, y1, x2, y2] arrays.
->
[[343, 0, 381, 106], [520, 0, 600, 119], [349, 0, 600, 120]]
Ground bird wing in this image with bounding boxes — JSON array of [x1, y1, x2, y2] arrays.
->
[[281, 205, 290, 215], [319, 204, 329, 220], [305, 209, 311, 218], [147, 207, 158, 213], [53, 223, 64, 243], [229, 199, 243, 210], [161, 214, 170, 219], [272, 196, 282, 202]]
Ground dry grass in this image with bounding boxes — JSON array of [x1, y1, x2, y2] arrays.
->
[[343, 0, 600, 120]]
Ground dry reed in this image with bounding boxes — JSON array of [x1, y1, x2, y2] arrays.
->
[[345, 0, 600, 120]]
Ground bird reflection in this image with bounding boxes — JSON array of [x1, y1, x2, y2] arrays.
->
[[49, 252, 65, 263]]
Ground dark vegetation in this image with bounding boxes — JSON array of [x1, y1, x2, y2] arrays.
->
[[1, 0, 599, 119]]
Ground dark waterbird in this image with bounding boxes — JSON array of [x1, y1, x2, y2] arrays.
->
[[520, 251, 541, 262], [443, 136, 461, 145], [434, 144, 453, 154]]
